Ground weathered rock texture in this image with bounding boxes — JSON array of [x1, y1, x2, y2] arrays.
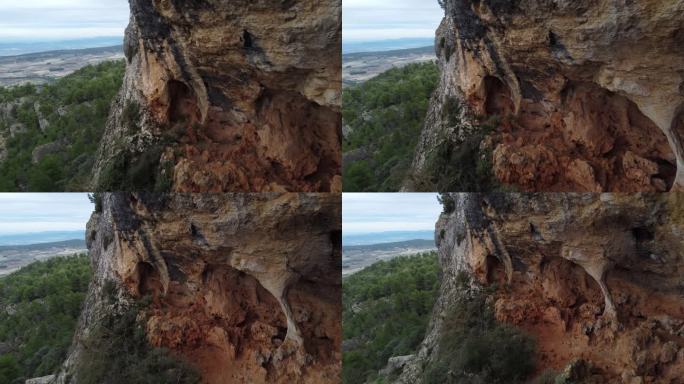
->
[[57, 193, 341, 383], [408, 1, 684, 191], [397, 193, 684, 383], [93, 0, 341, 192]]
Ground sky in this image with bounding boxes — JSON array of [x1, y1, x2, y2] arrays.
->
[[0, 193, 93, 235], [343, 193, 441, 234], [0, 0, 129, 40], [0, 0, 443, 43], [343, 0, 443, 42]]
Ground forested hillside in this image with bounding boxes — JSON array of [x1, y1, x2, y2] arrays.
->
[[0, 254, 91, 383], [342, 62, 439, 191], [0, 60, 124, 191], [342, 251, 541, 384], [342, 252, 440, 384]]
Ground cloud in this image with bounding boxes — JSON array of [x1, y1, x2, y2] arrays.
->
[[0, 193, 93, 234], [343, 0, 443, 41], [343, 193, 442, 234], [0, 0, 129, 39]]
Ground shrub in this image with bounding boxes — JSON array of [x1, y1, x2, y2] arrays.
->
[[423, 275, 535, 384], [532, 370, 563, 384], [88, 192, 103, 212], [101, 279, 118, 302], [96, 142, 168, 192], [154, 159, 174, 192], [122, 100, 141, 133], [75, 288, 200, 384], [0, 355, 20, 384], [344, 160, 374, 192], [96, 149, 127, 191], [410, 97, 505, 192], [419, 121, 497, 192], [442, 96, 462, 127], [437, 193, 455, 214]]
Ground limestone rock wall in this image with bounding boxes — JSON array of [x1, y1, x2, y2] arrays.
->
[[398, 193, 684, 383], [57, 193, 341, 384], [408, 0, 684, 192], [92, 0, 342, 192]]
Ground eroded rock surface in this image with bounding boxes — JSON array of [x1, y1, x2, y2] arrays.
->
[[397, 193, 684, 383], [57, 193, 341, 384], [408, 1, 684, 191], [93, 0, 341, 192]]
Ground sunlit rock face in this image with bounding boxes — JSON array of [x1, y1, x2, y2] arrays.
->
[[398, 193, 684, 383], [408, 0, 684, 191], [57, 193, 341, 384], [93, 0, 342, 192]]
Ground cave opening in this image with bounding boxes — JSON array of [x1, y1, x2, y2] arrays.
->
[[200, 264, 287, 330], [497, 77, 678, 191], [136, 261, 161, 296], [167, 80, 200, 125], [632, 227, 655, 242], [243, 30, 253, 49], [485, 254, 506, 285], [484, 76, 514, 117], [145, 262, 298, 382], [632, 226, 656, 260], [541, 256, 603, 309]]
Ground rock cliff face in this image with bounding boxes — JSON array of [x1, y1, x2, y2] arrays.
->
[[57, 193, 341, 383], [397, 193, 684, 383], [92, 0, 341, 192], [408, 0, 684, 192]]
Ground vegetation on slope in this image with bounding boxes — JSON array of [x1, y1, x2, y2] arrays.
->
[[74, 281, 200, 384], [410, 97, 501, 192], [0, 60, 125, 191], [343, 249, 540, 384], [342, 252, 441, 384], [423, 272, 536, 384], [0, 253, 200, 384], [0, 254, 91, 383], [343, 62, 439, 191]]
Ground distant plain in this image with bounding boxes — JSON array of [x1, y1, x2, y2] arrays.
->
[[342, 239, 436, 275], [0, 45, 124, 87], [342, 45, 436, 85], [0, 239, 87, 277]]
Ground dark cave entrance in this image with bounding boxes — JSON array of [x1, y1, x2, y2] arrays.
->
[[484, 76, 514, 117], [486, 254, 507, 285], [137, 261, 162, 296], [167, 80, 200, 124]]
